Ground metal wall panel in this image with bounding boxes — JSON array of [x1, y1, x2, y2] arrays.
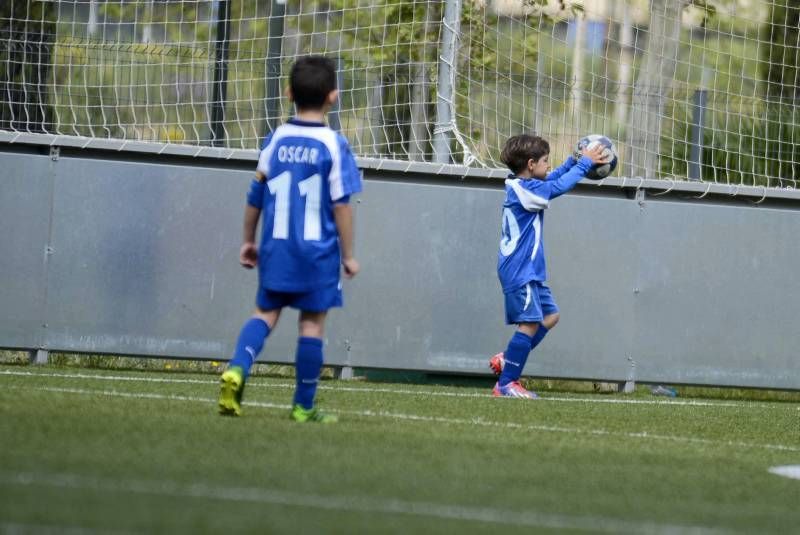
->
[[0, 152, 51, 349], [337, 183, 640, 382], [537, 193, 641, 382], [332, 180, 511, 373], [634, 199, 800, 389], [42, 157, 301, 361], [2, 147, 800, 389]]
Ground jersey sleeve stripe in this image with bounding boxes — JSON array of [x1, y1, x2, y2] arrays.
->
[[507, 179, 550, 211], [328, 138, 344, 201], [257, 128, 283, 176]]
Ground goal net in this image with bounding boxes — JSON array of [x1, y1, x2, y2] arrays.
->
[[1, 1, 797, 188]]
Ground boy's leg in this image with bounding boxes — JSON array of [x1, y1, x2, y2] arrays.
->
[[227, 309, 280, 377], [490, 318, 553, 374], [493, 324, 538, 399], [290, 311, 338, 423], [492, 283, 542, 398], [490, 283, 559, 376], [497, 323, 536, 385], [294, 311, 325, 410], [530, 312, 558, 349], [523, 284, 559, 354], [219, 307, 280, 416]]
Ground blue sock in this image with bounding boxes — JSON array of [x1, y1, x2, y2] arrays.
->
[[227, 318, 270, 379], [530, 325, 549, 351], [498, 331, 533, 386], [293, 337, 323, 410]]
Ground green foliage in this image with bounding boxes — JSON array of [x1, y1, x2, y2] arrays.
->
[[0, 1, 56, 132], [4, 0, 800, 178], [750, 0, 800, 187], [49, 37, 212, 142], [100, 1, 212, 44], [661, 93, 800, 187], [657, 29, 796, 185], [294, 1, 444, 157], [0, 0, 54, 29], [320, 0, 442, 64], [685, 0, 717, 20], [761, 0, 800, 102]]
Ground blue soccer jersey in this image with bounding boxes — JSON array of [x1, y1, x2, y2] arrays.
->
[[497, 155, 593, 293], [247, 118, 362, 292]]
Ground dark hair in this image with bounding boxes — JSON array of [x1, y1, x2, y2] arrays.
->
[[501, 134, 550, 174], [290, 55, 337, 110]]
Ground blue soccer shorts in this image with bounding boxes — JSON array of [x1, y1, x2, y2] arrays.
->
[[256, 281, 343, 313], [504, 281, 559, 325]]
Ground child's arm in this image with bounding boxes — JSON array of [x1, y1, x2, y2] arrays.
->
[[537, 144, 608, 199], [240, 173, 265, 269], [539, 156, 593, 199], [333, 200, 359, 278], [545, 156, 578, 182], [331, 136, 363, 279]]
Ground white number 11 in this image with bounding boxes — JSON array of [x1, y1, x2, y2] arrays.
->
[[267, 171, 322, 241]]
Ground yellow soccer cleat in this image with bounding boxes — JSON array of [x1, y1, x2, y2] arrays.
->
[[218, 366, 245, 416], [290, 404, 338, 424]]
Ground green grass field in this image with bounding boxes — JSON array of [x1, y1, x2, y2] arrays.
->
[[1, 364, 798, 534]]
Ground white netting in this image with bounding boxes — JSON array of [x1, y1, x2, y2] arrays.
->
[[1, 0, 799, 188]]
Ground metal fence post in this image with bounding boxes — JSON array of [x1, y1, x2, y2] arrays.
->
[[689, 87, 707, 181], [433, 0, 462, 164], [265, 0, 286, 135], [210, 0, 231, 147], [533, 50, 545, 134], [29, 349, 49, 365], [329, 57, 344, 133]]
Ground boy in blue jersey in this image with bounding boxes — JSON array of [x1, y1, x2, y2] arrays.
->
[[218, 56, 362, 422], [489, 134, 607, 398]]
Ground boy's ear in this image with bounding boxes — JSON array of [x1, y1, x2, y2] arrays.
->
[[326, 89, 339, 106], [285, 86, 294, 101], [527, 158, 536, 171]]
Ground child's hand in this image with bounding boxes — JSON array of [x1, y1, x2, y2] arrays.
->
[[581, 144, 611, 165], [240, 242, 258, 269], [342, 257, 360, 279]]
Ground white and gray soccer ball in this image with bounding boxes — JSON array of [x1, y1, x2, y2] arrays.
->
[[575, 134, 618, 180]]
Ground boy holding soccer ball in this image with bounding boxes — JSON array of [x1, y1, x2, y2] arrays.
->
[[490, 134, 608, 398], [218, 56, 362, 422]]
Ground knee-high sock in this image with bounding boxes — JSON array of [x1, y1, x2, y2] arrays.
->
[[227, 318, 270, 379], [293, 337, 324, 410], [498, 331, 534, 386], [529, 325, 549, 351]]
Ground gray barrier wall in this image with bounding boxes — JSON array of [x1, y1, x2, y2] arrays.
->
[[1, 144, 799, 389]]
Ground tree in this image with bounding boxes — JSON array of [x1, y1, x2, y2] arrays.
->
[[624, 0, 683, 178], [314, 0, 444, 159]]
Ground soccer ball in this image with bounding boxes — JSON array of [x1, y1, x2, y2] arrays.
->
[[576, 134, 618, 179]]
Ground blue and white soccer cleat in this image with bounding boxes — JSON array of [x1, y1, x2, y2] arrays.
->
[[492, 380, 539, 399]]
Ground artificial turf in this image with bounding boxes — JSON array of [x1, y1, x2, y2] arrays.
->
[[1, 365, 798, 534]]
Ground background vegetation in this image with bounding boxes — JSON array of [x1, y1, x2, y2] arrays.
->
[[2, 1, 799, 186]]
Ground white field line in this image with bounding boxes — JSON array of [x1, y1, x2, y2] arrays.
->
[[10, 385, 800, 454], [0, 471, 729, 535], [1, 369, 793, 410], [768, 465, 800, 481]]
